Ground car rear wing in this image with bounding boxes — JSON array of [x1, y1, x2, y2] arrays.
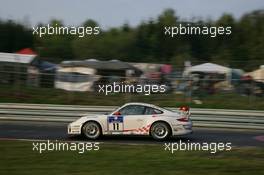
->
[[178, 106, 191, 118]]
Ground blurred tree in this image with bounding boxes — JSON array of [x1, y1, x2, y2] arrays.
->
[[0, 20, 33, 52], [34, 19, 74, 61], [82, 19, 99, 28], [0, 9, 264, 70]]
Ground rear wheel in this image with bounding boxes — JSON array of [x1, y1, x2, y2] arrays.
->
[[82, 121, 101, 139], [150, 122, 171, 141]]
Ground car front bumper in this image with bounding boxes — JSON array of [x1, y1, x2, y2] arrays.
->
[[67, 123, 82, 135]]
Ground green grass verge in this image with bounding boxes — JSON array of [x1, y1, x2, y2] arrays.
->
[[0, 84, 264, 110], [1, 140, 264, 175]]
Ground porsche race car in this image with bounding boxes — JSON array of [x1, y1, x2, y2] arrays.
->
[[68, 102, 192, 141]]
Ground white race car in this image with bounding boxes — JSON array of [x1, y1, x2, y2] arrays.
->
[[68, 102, 192, 141]]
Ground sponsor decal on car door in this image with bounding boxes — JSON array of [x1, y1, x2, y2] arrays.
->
[[123, 115, 145, 134], [107, 116, 124, 133]]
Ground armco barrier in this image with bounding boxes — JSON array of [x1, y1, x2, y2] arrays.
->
[[0, 103, 263, 130]]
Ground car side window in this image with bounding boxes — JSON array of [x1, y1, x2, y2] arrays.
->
[[119, 105, 145, 115], [144, 107, 163, 115]]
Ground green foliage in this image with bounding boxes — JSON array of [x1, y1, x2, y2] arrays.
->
[[0, 20, 33, 52], [0, 9, 264, 70], [0, 84, 263, 110], [1, 141, 264, 175]]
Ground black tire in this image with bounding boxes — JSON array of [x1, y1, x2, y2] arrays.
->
[[82, 121, 101, 139], [150, 122, 171, 141]]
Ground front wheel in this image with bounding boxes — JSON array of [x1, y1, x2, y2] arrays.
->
[[82, 121, 101, 139], [150, 122, 171, 141]]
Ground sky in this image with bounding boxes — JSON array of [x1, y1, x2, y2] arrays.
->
[[0, 0, 263, 28]]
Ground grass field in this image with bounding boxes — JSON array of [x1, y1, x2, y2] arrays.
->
[[0, 84, 264, 110], [1, 140, 264, 175]]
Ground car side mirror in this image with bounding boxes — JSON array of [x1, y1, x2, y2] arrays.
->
[[113, 111, 121, 115]]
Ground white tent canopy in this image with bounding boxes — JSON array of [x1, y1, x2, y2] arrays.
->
[[184, 63, 231, 76], [0, 52, 36, 64], [245, 65, 264, 83]]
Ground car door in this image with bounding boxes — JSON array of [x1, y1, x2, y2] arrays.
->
[[118, 105, 146, 133]]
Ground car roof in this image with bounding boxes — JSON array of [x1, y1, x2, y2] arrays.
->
[[123, 102, 162, 109]]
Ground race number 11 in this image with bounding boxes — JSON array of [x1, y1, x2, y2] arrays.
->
[[108, 116, 124, 131]]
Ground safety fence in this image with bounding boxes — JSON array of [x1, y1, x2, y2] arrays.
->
[[0, 103, 263, 130]]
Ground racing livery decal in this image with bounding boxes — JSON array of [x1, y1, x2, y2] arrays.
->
[[107, 116, 124, 131], [68, 102, 192, 140], [123, 124, 151, 134]]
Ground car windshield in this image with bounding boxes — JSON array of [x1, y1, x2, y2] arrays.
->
[[103, 106, 119, 115], [119, 105, 145, 115], [107, 106, 120, 115], [110, 105, 165, 115]]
